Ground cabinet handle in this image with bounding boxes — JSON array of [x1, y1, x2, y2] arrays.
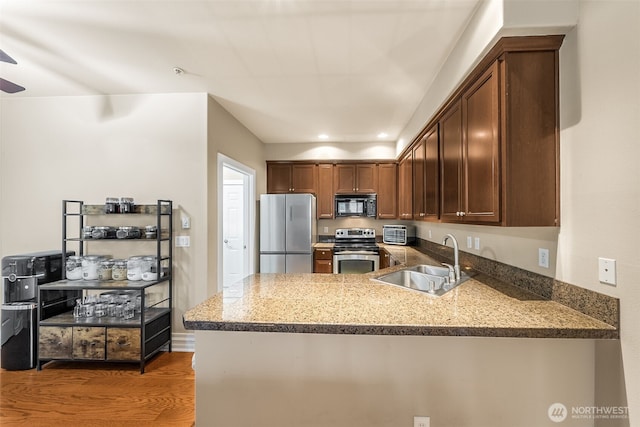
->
[[460, 212, 466, 217]]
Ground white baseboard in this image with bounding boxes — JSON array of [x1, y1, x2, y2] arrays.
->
[[171, 332, 195, 352]]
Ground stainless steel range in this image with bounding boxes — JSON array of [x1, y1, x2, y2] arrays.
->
[[333, 228, 379, 274]]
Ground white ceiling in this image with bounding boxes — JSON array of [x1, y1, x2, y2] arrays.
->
[[0, 0, 481, 144]]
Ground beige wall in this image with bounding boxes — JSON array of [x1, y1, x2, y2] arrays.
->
[[0, 93, 209, 334], [206, 96, 266, 298], [556, 1, 639, 421]]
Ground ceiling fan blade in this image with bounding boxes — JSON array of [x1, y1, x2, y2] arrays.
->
[[0, 78, 26, 93], [0, 49, 18, 64]]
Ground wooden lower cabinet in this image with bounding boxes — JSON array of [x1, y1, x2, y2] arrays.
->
[[39, 326, 72, 359], [379, 248, 391, 270], [39, 326, 140, 361], [313, 248, 333, 273], [107, 328, 141, 361], [72, 326, 106, 360]]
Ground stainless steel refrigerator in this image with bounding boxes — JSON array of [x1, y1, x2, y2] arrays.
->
[[260, 193, 317, 273]]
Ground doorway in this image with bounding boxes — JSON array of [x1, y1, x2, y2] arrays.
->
[[218, 154, 255, 296]]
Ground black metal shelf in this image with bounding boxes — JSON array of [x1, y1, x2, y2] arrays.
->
[[37, 199, 173, 374]]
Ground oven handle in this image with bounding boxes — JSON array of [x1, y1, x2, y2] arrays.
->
[[334, 250, 379, 255]]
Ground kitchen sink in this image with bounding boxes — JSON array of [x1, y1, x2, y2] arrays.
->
[[371, 265, 471, 297]]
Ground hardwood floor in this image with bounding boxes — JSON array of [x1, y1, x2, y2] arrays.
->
[[0, 351, 194, 427]]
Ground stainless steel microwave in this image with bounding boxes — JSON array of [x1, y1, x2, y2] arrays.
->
[[335, 194, 377, 218]]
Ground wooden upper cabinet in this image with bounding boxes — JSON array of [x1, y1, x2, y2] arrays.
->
[[377, 163, 397, 219], [412, 137, 425, 219], [267, 162, 317, 195], [317, 164, 334, 219], [333, 163, 378, 194], [398, 151, 413, 219], [440, 63, 499, 224], [461, 61, 500, 223], [439, 100, 463, 222], [423, 125, 439, 218]]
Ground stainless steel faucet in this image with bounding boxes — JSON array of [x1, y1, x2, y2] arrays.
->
[[442, 234, 461, 281]]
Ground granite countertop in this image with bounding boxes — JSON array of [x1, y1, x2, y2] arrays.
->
[[183, 246, 617, 339]]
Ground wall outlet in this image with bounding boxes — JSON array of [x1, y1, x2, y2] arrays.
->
[[323, 226, 329, 233], [428, 229, 432, 239], [538, 248, 549, 268], [414, 416, 430, 427], [466, 236, 473, 249], [474, 237, 480, 250], [598, 257, 616, 285]]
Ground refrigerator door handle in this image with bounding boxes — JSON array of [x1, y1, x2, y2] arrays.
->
[[289, 206, 293, 221]]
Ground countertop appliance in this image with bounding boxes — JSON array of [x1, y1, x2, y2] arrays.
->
[[260, 193, 317, 273], [1, 250, 79, 370], [333, 228, 379, 274], [382, 225, 416, 245], [335, 194, 376, 218]]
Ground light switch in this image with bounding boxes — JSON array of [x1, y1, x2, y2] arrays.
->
[[181, 216, 191, 229], [466, 236, 472, 249], [474, 237, 480, 250], [176, 236, 190, 247], [598, 257, 616, 285]]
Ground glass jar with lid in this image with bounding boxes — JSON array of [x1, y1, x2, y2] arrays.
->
[[116, 226, 141, 239], [105, 197, 119, 214], [111, 259, 127, 281], [141, 256, 158, 281], [98, 259, 114, 280], [66, 256, 83, 280], [126, 256, 144, 281], [119, 197, 135, 214], [82, 255, 103, 280], [144, 225, 157, 239], [92, 226, 116, 239]]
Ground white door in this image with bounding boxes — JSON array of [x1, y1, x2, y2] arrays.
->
[[223, 178, 245, 288]]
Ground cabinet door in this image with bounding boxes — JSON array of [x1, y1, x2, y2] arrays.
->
[[379, 248, 391, 269], [355, 164, 377, 193], [291, 164, 317, 194], [412, 138, 425, 219], [107, 328, 141, 361], [317, 164, 334, 219], [334, 164, 357, 193], [39, 326, 72, 359], [377, 163, 397, 219], [267, 163, 292, 193], [73, 327, 106, 360], [398, 152, 413, 219], [424, 125, 439, 218], [462, 62, 500, 223], [440, 100, 463, 221]]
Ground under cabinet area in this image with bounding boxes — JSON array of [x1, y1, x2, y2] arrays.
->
[[37, 200, 173, 373], [313, 248, 333, 273]]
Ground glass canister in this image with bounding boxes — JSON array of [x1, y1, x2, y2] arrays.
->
[[92, 226, 116, 239], [141, 256, 158, 281], [116, 226, 141, 239], [98, 259, 114, 280], [126, 256, 144, 281], [66, 256, 83, 280], [105, 197, 119, 214], [82, 226, 94, 239], [119, 197, 135, 214], [144, 225, 157, 239], [82, 255, 103, 280], [111, 259, 127, 281]]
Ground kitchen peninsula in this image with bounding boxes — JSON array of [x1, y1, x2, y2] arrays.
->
[[184, 246, 618, 427]]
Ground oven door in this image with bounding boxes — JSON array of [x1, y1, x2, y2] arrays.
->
[[333, 252, 379, 274]]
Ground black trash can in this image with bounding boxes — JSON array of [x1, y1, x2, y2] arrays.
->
[[1, 302, 37, 370]]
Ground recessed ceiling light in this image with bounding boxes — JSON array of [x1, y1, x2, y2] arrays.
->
[[318, 133, 329, 140], [173, 67, 185, 75], [377, 132, 388, 139]]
